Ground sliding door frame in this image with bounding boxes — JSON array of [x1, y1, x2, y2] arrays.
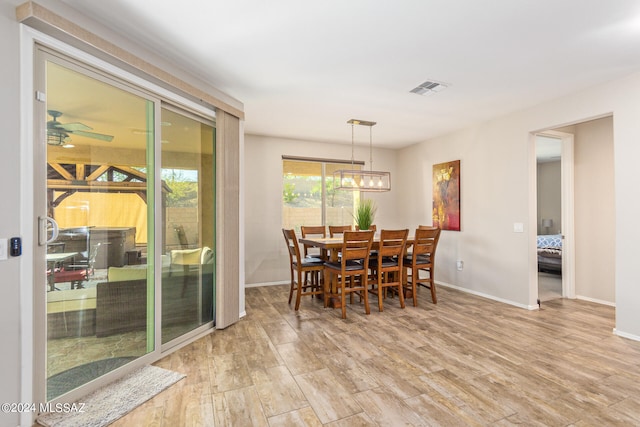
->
[[25, 27, 218, 407]]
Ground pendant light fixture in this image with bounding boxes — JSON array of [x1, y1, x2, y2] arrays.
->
[[333, 119, 391, 192]]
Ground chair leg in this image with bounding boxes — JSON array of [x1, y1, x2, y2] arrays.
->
[[362, 275, 370, 315], [288, 269, 295, 304], [341, 279, 347, 319], [397, 277, 405, 309], [377, 276, 384, 312], [405, 267, 418, 307], [295, 269, 303, 310], [429, 275, 437, 304], [323, 269, 330, 308], [310, 271, 318, 297]]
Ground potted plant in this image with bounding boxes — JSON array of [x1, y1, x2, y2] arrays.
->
[[354, 198, 377, 231]]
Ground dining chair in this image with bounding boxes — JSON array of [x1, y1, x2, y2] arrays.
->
[[301, 225, 327, 290], [301, 225, 327, 259], [282, 229, 325, 310], [403, 227, 441, 305], [368, 229, 409, 312], [323, 230, 374, 319], [328, 225, 352, 237], [60, 242, 103, 289]]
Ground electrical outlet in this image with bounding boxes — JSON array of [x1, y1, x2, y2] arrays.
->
[[456, 260, 463, 271], [0, 238, 7, 261]]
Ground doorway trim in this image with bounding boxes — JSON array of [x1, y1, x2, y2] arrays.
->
[[532, 130, 575, 302]]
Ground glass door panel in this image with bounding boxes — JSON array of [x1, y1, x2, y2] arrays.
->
[[45, 60, 155, 400], [160, 106, 215, 344]]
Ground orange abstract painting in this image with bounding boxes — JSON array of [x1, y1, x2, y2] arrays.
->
[[432, 160, 460, 231]]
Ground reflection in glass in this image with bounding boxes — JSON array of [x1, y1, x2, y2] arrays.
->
[[45, 61, 153, 400], [161, 107, 215, 344]]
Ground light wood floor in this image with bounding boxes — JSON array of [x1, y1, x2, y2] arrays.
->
[[113, 284, 640, 426]]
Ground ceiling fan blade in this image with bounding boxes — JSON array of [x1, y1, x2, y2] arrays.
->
[[59, 122, 93, 132], [71, 130, 114, 142]]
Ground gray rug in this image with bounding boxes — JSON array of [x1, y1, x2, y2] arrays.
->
[[47, 357, 137, 401], [37, 365, 185, 427]]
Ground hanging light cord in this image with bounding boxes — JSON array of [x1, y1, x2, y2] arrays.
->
[[351, 123, 356, 168], [369, 126, 373, 172]]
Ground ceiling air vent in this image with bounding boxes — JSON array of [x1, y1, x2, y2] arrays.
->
[[410, 80, 449, 96]]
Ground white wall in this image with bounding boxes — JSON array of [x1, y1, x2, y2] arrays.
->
[[244, 134, 398, 285], [0, 1, 24, 426], [397, 123, 532, 306], [396, 73, 640, 338], [573, 117, 615, 303]]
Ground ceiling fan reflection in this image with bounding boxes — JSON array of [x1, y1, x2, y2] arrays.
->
[[47, 110, 114, 146]]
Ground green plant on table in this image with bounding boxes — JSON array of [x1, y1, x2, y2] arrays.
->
[[354, 198, 377, 231]]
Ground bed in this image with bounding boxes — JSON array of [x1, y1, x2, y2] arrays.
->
[[537, 234, 562, 274]]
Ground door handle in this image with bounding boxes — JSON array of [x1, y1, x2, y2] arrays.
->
[[39, 216, 59, 246]]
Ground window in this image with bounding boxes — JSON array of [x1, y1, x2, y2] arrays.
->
[[282, 157, 362, 231]]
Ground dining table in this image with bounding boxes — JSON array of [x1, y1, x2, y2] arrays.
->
[[299, 233, 415, 308], [299, 234, 415, 262]]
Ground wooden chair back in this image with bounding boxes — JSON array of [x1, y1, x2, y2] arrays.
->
[[412, 227, 441, 261], [329, 225, 353, 237], [301, 225, 326, 258], [282, 228, 302, 264], [377, 229, 408, 260], [355, 224, 377, 232], [418, 225, 438, 230], [341, 230, 374, 264]]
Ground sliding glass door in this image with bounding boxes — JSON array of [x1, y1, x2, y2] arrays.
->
[[41, 56, 156, 401], [160, 106, 215, 344], [35, 47, 215, 402]]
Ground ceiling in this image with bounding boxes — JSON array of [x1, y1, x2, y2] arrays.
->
[[58, 0, 640, 149]]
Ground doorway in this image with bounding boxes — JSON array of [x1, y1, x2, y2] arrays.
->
[[533, 116, 616, 307], [536, 134, 564, 301], [34, 46, 216, 403]]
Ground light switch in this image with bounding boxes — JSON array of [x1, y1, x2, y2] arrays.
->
[[513, 223, 524, 233]]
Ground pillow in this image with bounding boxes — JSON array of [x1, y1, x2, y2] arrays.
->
[[170, 248, 202, 265], [537, 234, 562, 248], [537, 247, 562, 258], [108, 266, 148, 282], [201, 246, 214, 264]]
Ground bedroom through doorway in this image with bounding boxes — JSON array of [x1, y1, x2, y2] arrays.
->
[[536, 134, 563, 302]]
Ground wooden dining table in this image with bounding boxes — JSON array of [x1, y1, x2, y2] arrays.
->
[[298, 235, 415, 262], [299, 234, 415, 308]]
